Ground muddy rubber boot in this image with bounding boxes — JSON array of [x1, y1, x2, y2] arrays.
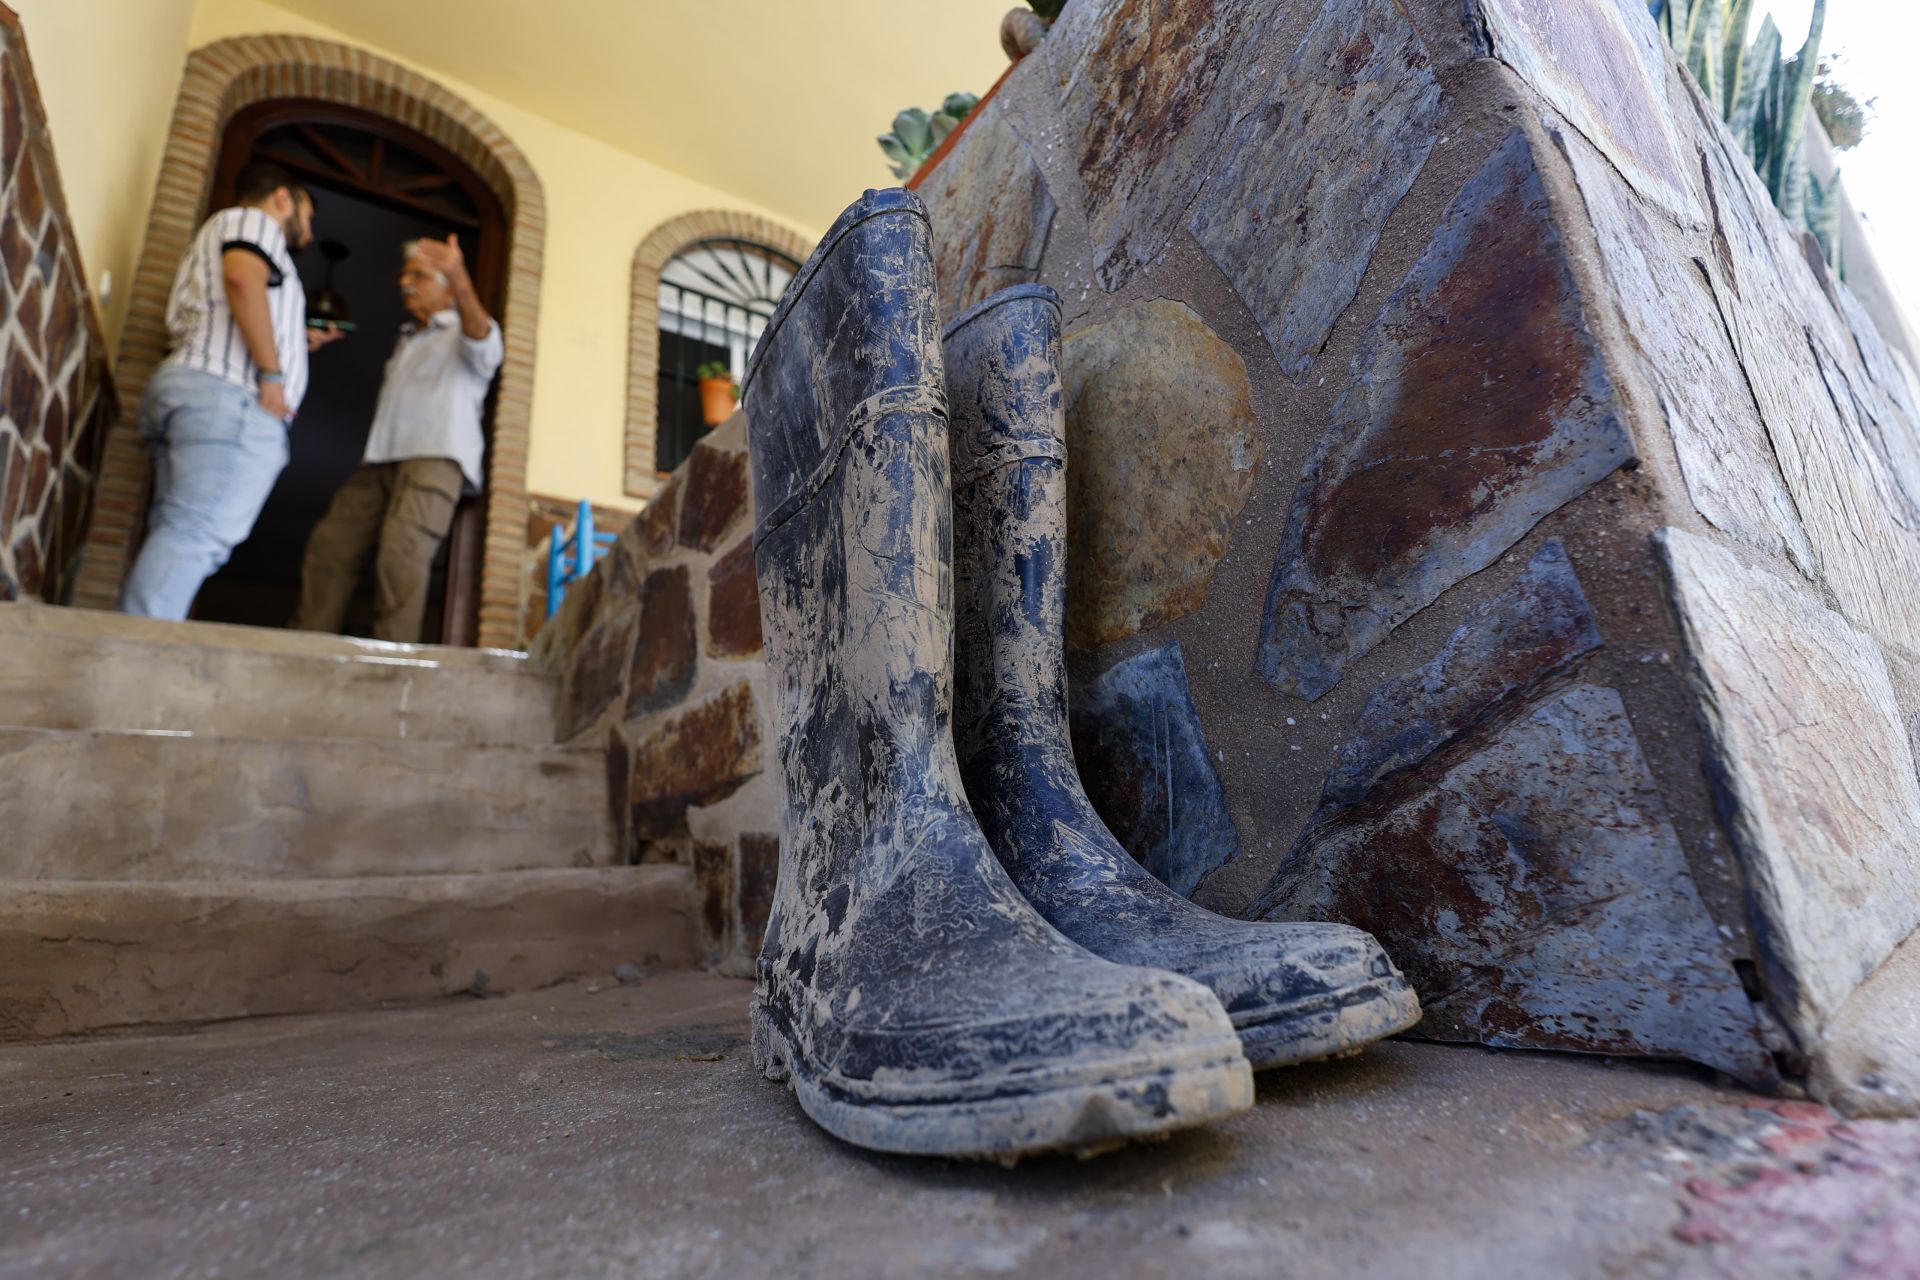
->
[[740, 190, 1253, 1159], [945, 284, 1423, 1070]]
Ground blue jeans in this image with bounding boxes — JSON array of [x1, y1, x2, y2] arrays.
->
[[120, 364, 289, 620]]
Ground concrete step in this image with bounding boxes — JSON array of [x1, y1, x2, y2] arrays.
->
[[0, 727, 616, 880], [0, 866, 694, 1040], [0, 602, 556, 743]]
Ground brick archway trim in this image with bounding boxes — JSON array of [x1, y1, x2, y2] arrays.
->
[[625, 210, 809, 497], [74, 33, 545, 650]]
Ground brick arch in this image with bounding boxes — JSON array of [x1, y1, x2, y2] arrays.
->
[[625, 210, 809, 497], [75, 33, 545, 649]]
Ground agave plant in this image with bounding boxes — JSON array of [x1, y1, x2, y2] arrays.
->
[[1649, 0, 1832, 266], [877, 92, 981, 181]]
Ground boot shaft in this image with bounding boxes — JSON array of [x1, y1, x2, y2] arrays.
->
[[946, 286, 1074, 767], [741, 189, 970, 864]]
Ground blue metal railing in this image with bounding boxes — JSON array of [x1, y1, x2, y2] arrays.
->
[[546, 499, 617, 619]]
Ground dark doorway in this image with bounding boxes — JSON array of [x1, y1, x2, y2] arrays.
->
[[189, 101, 507, 644]]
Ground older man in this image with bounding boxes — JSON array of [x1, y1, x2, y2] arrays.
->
[[121, 161, 339, 619], [294, 234, 502, 642]]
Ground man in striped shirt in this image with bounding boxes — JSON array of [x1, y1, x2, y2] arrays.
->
[[120, 161, 341, 620]]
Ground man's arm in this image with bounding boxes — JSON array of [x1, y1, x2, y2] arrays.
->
[[412, 235, 494, 341], [221, 247, 290, 420]]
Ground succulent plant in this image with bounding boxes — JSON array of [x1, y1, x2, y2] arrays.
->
[[695, 361, 732, 382], [1649, 0, 1834, 269], [877, 92, 980, 180]]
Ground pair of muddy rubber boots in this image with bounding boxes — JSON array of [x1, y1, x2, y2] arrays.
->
[[739, 189, 1419, 1160]]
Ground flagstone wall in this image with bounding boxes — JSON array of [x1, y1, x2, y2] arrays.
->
[[532, 0, 1920, 1105], [908, 0, 1920, 1096], [0, 6, 116, 606], [531, 410, 776, 976]]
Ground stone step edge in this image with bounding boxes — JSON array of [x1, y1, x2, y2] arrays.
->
[[0, 866, 695, 1042], [0, 602, 535, 673]]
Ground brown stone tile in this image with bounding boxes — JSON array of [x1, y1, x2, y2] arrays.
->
[[1255, 131, 1631, 700], [42, 257, 78, 374], [638, 469, 680, 557], [559, 607, 637, 742], [3, 354, 41, 443], [0, 209, 29, 292], [1045, 0, 1284, 290], [627, 564, 696, 717], [12, 146, 45, 242], [736, 832, 779, 959], [676, 442, 748, 553], [705, 535, 762, 659], [628, 681, 764, 838], [13, 276, 42, 358], [0, 50, 22, 187]]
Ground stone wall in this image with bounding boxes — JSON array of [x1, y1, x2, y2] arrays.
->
[[0, 5, 116, 605], [530, 412, 776, 975], [902, 0, 1920, 1096], [534, 0, 1920, 1102]]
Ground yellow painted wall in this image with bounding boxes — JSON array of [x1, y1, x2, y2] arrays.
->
[[188, 0, 815, 512], [6, 0, 199, 347], [14, 0, 833, 513], [14, 0, 1009, 512]]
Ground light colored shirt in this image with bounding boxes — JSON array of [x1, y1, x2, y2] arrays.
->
[[163, 206, 309, 413], [362, 309, 503, 490]]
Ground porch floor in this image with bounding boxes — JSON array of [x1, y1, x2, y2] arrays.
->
[[3, 972, 1914, 1280]]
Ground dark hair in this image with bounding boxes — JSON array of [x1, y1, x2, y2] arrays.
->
[[234, 160, 310, 208]]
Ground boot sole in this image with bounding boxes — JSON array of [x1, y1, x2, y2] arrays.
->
[[750, 1000, 1253, 1161], [1236, 974, 1424, 1070]]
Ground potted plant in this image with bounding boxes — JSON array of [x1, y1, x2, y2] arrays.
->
[[696, 361, 737, 426], [877, 93, 980, 183]]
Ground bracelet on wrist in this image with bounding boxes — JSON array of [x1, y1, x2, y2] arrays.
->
[[256, 370, 284, 384]]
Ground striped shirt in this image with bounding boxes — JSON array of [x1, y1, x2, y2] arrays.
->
[[161, 206, 309, 414]]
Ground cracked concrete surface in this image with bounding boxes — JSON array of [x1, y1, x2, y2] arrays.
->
[[5, 971, 1915, 1279]]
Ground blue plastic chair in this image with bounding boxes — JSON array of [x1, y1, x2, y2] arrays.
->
[[546, 499, 618, 619]]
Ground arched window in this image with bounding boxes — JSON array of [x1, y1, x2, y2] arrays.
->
[[655, 239, 798, 474], [627, 213, 810, 497]]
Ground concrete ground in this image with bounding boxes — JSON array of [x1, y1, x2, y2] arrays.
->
[[2, 972, 1915, 1280]]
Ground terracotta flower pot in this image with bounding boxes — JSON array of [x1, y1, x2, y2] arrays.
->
[[699, 376, 736, 427]]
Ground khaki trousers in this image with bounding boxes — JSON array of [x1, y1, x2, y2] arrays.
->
[[295, 457, 463, 643]]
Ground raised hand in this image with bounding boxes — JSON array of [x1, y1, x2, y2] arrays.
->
[[410, 233, 471, 291]]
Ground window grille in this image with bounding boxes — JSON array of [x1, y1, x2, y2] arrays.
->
[[656, 238, 799, 474]]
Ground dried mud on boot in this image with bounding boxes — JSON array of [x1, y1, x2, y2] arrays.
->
[[738, 190, 1253, 1159], [943, 283, 1422, 1071]]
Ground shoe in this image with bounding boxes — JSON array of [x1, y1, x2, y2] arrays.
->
[[945, 283, 1422, 1070], [740, 191, 1253, 1158]]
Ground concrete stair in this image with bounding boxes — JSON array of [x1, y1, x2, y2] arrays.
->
[[0, 603, 691, 1039]]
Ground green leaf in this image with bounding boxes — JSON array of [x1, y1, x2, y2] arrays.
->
[[940, 91, 980, 121], [891, 107, 933, 154]]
